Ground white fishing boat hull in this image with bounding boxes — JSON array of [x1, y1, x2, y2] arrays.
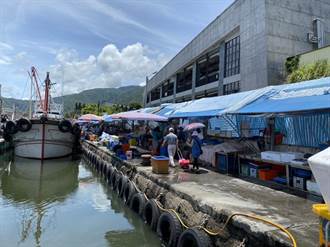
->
[[13, 121, 75, 159]]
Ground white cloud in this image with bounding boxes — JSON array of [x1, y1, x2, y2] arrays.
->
[[49, 43, 168, 96], [0, 42, 14, 51]]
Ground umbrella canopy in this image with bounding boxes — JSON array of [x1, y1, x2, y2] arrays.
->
[[184, 122, 205, 131], [111, 112, 168, 122], [102, 114, 113, 122], [78, 114, 102, 122]]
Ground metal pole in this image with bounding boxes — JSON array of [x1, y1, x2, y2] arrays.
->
[[29, 76, 33, 119]]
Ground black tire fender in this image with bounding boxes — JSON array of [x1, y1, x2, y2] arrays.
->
[[102, 161, 108, 175], [129, 192, 146, 216], [58, 119, 72, 133], [157, 211, 183, 247], [110, 170, 119, 189], [106, 166, 114, 181], [123, 180, 136, 205], [177, 227, 212, 247], [143, 199, 161, 231], [117, 175, 128, 197], [71, 123, 81, 136], [17, 118, 32, 132], [5, 121, 18, 135]]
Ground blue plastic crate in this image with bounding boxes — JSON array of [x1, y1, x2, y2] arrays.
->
[[292, 168, 312, 179], [273, 176, 287, 185]]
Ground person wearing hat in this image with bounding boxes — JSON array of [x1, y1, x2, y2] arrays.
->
[[162, 127, 178, 167], [191, 130, 203, 171]]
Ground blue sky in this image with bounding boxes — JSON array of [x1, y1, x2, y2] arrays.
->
[[0, 0, 234, 98]]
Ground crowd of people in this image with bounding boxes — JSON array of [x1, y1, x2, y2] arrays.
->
[[81, 120, 205, 172]]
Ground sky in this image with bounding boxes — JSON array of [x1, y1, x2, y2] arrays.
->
[[0, 0, 234, 99]]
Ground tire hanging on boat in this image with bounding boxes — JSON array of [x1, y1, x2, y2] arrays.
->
[[58, 119, 72, 133], [177, 227, 212, 247], [71, 123, 81, 136], [5, 120, 18, 135], [16, 118, 32, 132], [40, 115, 48, 124], [157, 211, 183, 247], [129, 192, 146, 216], [143, 199, 161, 231]]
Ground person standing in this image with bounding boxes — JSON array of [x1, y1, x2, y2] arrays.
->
[[162, 128, 178, 167], [151, 126, 162, 155], [191, 131, 203, 171]]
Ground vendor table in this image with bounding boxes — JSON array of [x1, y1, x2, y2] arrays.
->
[[238, 153, 315, 194]]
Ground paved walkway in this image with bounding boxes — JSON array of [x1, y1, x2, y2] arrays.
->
[[136, 163, 319, 247]]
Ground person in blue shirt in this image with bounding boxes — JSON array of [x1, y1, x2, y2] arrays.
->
[[191, 131, 203, 171]]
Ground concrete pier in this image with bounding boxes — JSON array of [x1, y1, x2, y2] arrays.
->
[[82, 141, 318, 247]]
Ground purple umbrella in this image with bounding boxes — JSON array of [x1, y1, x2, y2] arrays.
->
[[184, 123, 205, 131]]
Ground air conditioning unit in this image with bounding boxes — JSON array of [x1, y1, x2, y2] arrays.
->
[[307, 32, 319, 44]]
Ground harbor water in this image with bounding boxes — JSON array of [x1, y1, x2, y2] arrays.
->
[[0, 153, 160, 247]]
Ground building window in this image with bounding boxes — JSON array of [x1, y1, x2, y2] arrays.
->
[[150, 87, 160, 101], [176, 66, 192, 93], [223, 81, 240, 95], [162, 80, 174, 97], [196, 49, 219, 87], [224, 36, 240, 77]]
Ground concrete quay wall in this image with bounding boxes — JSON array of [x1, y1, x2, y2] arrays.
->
[[82, 141, 293, 247]]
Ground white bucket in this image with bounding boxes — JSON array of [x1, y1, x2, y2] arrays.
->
[[126, 150, 133, 160], [308, 147, 330, 210]]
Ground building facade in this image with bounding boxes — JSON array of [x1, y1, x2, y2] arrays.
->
[[144, 0, 330, 106]]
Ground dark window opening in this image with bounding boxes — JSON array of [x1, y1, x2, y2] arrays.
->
[[223, 81, 240, 95], [196, 49, 219, 87], [224, 36, 240, 78], [176, 66, 192, 93], [162, 80, 174, 97], [150, 87, 160, 101]]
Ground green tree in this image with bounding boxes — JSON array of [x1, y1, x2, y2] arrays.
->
[[287, 60, 330, 83]]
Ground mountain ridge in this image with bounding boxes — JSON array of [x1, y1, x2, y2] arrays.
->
[[2, 85, 144, 114]]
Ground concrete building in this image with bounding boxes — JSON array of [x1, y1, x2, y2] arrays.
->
[[144, 0, 330, 107]]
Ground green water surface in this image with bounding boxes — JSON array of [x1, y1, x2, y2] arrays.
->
[[0, 153, 160, 247]]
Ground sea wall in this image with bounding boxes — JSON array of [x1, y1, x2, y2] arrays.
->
[[82, 141, 291, 247]]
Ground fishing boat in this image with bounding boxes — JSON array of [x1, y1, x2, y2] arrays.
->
[[3, 67, 80, 159]]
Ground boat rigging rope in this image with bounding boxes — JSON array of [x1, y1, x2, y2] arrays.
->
[[119, 170, 297, 247]]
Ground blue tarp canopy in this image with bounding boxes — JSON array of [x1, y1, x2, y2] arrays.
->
[[235, 77, 330, 114], [167, 90, 259, 118]]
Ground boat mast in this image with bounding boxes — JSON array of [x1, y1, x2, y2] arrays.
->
[[30, 67, 43, 112], [44, 72, 51, 115], [28, 73, 33, 119]]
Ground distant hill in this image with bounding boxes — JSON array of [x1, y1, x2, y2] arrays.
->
[[2, 85, 144, 114]]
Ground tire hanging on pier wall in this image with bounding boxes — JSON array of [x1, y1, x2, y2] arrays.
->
[[157, 211, 183, 247], [177, 227, 212, 247], [111, 170, 119, 190], [123, 180, 136, 204], [130, 192, 146, 216], [58, 119, 72, 133], [16, 118, 32, 132], [143, 199, 160, 231], [117, 175, 128, 197]]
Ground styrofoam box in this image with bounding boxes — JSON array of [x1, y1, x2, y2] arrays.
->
[[280, 152, 304, 163], [306, 180, 322, 196], [261, 151, 282, 162], [308, 147, 330, 210]]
